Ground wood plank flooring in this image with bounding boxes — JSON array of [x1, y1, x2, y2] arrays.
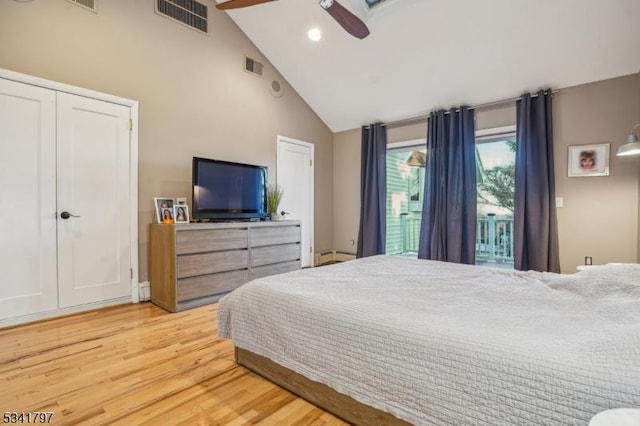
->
[[0, 303, 348, 425]]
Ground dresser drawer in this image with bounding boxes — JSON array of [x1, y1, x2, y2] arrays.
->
[[251, 225, 300, 247], [250, 243, 300, 267], [177, 250, 248, 278], [250, 260, 300, 281], [177, 269, 248, 302], [176, 228, 248, 255]]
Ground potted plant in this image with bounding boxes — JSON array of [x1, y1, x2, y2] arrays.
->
[[266, 184, 283, 221]]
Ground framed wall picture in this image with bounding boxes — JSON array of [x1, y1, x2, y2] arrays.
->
[[154, 197, 175, 223], [174, 205, 189, 223], [567, 143, 610, 177]]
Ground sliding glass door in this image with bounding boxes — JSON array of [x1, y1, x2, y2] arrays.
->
[[386, 129, 515, 268], [475, 127, 516, 268]]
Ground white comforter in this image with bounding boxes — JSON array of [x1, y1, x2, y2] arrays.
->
[[217, 256, 640, 425]]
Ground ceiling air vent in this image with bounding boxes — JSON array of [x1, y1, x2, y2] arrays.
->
[[155, 0, 208, 35], [244, 57, 263, 77], [65, 0, 97, 13]]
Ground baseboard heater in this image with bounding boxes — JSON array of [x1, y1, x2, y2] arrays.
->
[[314, 250, 356, 266]]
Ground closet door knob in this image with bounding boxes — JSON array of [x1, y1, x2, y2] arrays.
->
[[60, 211, 80, 219]]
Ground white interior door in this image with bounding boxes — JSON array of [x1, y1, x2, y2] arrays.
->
[[57, 92, 131, 308], [277, 136, 314, 267], [0, 79, 58, 319]]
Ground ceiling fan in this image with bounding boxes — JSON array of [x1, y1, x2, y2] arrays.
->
[[216, 0, 370, 39]]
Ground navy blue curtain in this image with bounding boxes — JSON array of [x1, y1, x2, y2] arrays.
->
[[418, 107, 476, 264], [514, 90, 560, 272], [357, 123, 387, 258]]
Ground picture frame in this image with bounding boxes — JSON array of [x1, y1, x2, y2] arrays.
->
[[160, 207, 174, 224], [154, 197, 175, 223], [174, 205, 190, 223], [567, 143, 610, 177]]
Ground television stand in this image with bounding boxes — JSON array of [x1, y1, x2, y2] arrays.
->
[[149, 220, 301, 312]]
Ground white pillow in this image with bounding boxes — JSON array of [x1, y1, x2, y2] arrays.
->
[[589, 408, 640, 426]]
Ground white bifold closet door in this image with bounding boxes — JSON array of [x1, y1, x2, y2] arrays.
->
[[0, 80, 131, 319], [0, 79, 58, 319], [56, 92, 131, 308]]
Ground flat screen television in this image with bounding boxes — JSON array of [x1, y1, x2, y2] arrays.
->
[[192, 157, 267, 221]]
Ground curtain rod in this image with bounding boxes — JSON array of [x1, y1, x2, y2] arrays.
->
[[364, 89, 560, 129]]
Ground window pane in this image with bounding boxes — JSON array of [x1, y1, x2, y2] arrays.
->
[[476, 138, 515, 267], [386, 147, 425, 256]]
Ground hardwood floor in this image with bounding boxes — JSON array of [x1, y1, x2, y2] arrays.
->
[[0, 303, 348, 425]]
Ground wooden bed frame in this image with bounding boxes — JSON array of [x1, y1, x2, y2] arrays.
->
[[235, 347, 411, 426]]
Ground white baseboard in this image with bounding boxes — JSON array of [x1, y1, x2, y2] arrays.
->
[[0, 297, 132, 329], [139, 281, 150, 301]]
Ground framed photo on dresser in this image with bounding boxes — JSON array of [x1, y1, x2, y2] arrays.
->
[[174, 205, 189, 223], [154, 197, 175, 223]]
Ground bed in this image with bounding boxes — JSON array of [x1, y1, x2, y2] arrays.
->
[[217, 255, 640, 425]]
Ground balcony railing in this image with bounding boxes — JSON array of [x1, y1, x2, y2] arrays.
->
[[476, 214, 514, 263], [394, 214, 514, 265], [401, 214, 421, 253]]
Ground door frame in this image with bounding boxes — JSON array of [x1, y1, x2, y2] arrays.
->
[[276, 135, 314, 267], [0, 68, 140, 303], [387, 139, 425, 151]]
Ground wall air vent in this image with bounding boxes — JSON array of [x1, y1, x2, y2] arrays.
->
[[155, 0, 208, 35], [270, 79, 284, 98], [65, 0, 97, 13], [244, 57, 263, 77]]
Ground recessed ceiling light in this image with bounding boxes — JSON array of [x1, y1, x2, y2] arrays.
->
[[308, 28, 322, 42]]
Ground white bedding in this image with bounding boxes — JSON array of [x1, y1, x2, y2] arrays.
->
[[217, 255, 640, 425]]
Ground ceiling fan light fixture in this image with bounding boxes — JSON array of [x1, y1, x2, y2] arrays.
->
[[308, 27, 322, 41], [217, 0, 369, 39], [617, 123, 640, 157]]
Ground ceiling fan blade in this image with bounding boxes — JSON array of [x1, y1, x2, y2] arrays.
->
[[320, 0, 370, 39], [216, 0, 276, 10]]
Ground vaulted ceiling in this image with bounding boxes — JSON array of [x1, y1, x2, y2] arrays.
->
[[219, 0, 640, 132]]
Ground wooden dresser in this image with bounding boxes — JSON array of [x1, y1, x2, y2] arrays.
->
[[149, 221, 301, 312]]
